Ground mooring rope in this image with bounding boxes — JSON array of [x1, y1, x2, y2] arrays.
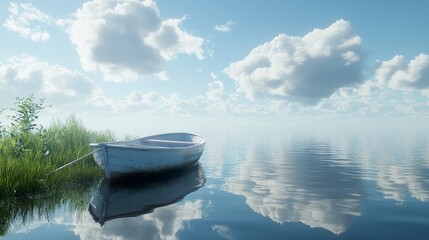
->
[[46, 148, 101, 176]]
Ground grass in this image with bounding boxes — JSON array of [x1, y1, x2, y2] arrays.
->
[[0, 96, 115, 199], [0, 116, 115, 199], [0, 96, 116, 236]]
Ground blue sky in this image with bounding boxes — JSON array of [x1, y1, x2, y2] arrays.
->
[[1, 0, 429, 131]]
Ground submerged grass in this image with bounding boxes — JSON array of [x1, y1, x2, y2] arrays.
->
[[0, 96, 115, 200]]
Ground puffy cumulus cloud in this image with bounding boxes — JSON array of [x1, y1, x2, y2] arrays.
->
[[69, 0, 204, 82], [125, 91, 182, 114], [0, 55, 100, 104], [314, 59, 429, 118], [186, 80, 283, 116], [224, 19, 364, 104], [145, 16, 204, 60], [85, 79, 429, 120], [202, 80, 235, 114], [319, 53, 429, 117], [87, 80, 284, 117], [87, 90, 182, 114], [375, 54, 429, 91], [3, 2, 51, 42], [314, 86, 429, 118], [206, 81, 226, 101]]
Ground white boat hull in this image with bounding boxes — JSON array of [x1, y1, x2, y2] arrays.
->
[[90, 132, 206, 179]]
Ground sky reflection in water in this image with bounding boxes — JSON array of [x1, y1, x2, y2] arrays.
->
[[2, 126, 429, 239]]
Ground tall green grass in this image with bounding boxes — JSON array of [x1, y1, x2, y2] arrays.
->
[[0, 96, 115, 199], [0, 96, 117, 236]]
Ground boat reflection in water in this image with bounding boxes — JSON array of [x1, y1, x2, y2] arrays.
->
[[88, 163, 206, 226]]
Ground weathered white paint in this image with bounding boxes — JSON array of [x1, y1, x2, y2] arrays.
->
[[89, 132, 206, 180]]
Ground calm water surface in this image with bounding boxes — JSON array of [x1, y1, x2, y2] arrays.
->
[[2, 126, 429, 239]]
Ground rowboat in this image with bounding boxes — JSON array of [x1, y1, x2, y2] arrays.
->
[[88, 163, 206, 226], [89, 132, 206, 180]]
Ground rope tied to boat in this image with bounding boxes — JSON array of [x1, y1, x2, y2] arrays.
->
[[46, 148, 100, 176]]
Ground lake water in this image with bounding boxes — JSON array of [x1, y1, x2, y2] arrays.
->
[[1, 126, 429, 239]]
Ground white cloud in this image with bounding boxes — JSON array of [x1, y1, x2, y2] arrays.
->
[[375, 53, 429, 91], [145, 16, 204, 60], [69, 0, 204, 82], [214, 20, 235, 33], [88, 90, 182, 114], [210, 72, 218, 79], [224, 19, 364, 104], [3, 2, 51, 42], [0, 55, 100, 104], [154, 70, 169, 81], [422, 89, 429, 98], [310, 53, 429, 118], [203, 81, 232, 114], [85, 79, 287, 117], [206, 81, 225, 101], [55, 18, 73, 32], [84, 77, 429, 121], [342, 50, 360, 65]]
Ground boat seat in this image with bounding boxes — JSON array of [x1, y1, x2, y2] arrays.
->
[[144, 139, 195, 145]]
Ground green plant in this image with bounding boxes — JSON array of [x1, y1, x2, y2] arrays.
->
[[0, 96, 115, 200], [0, 96, 120, 236], [7, 95, 51, 157]]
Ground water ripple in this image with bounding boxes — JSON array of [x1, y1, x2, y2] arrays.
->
[[202, 127, 429, 234]]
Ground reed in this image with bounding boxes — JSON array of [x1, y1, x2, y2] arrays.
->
[[0, 96, 115, 199]]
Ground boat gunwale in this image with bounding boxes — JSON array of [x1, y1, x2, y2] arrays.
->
[[89, 132, 206, 151]]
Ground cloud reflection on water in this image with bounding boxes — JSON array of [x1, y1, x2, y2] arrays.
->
[[73, 199, 204, 240], [212, 127, 429, 235], [222, 131, 363, 234], [353, 128, 429, 203], [4, 127, 429, 239], [75, 164, 206, 240]]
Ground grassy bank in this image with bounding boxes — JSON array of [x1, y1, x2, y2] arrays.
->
[[0, 96, 115, 199]]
